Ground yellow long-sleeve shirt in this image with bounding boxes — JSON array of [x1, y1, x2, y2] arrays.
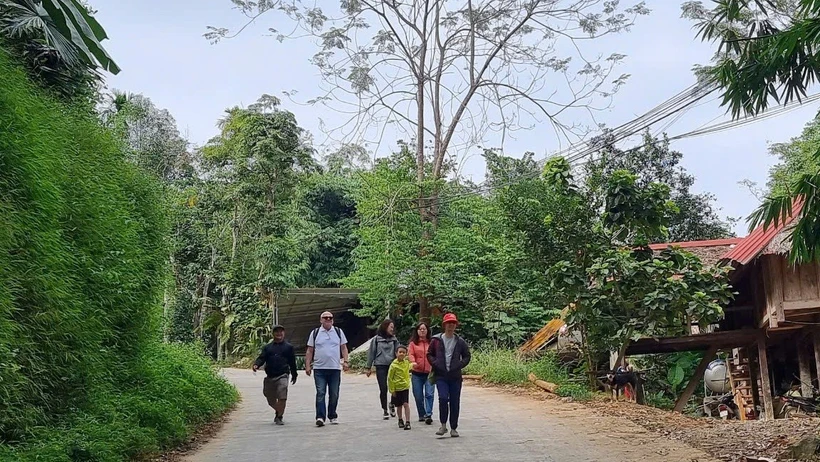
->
[[387, 357, 411, 393]]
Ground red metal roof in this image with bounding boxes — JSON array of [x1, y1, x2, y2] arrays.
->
[[648, 238, 743, 250], [721, 199, 804, 266]]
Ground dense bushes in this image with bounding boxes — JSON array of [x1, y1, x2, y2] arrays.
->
[[0, 50, 237, 460]]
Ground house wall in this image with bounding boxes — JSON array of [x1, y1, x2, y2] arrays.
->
[[760, 254, 820, 328]]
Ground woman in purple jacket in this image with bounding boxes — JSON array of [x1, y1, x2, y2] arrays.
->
[[427, 312, 471, 438]]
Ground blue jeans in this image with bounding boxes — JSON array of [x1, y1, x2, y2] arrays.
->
[[436, 377, 463, 430], [411, 372, 434, 419], [313, 369, 341, 421]]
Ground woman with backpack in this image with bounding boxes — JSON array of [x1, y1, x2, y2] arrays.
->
[[366, 319, 399, 419]]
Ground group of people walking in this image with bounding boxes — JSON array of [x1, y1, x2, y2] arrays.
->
[[252, 311, 471, 438]]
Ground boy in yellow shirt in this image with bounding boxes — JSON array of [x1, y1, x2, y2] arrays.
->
[[388, 345, 412, 430]]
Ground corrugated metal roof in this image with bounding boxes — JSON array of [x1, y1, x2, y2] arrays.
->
[[648, 238, 742, 267], [647, 238, 743, 250], [721, 199, 804, 266], [518, 318, 566, 354]]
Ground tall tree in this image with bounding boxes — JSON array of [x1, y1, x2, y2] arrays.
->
[[520, 159, 732, 378], [176, 104, 318, 358], [208, 0, 650, 321], [685, 0, 820, 262], [101, 91, 189, 182], [584, 131, 735, 242]]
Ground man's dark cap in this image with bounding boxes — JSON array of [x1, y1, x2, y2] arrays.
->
[[273, 324, 285, 332]]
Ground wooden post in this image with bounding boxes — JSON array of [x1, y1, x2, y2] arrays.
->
[[749, 346, 761, 419], [798, 337, 813, 397], [673, 345, 719, 413], [757, 331, 775, 420], [814, 329, 820, 392]]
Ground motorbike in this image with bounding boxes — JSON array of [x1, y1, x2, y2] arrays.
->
[[703, 392, 739, 420], [779, 394, 818, 418]]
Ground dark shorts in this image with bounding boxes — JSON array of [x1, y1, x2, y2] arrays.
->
[[391, 389, 410, 406], [263, 374, 289, 405]]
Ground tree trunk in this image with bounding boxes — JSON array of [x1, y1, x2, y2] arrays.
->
[[580, 324, 597, 389], [198, 244, 217, 340], [615, 328, 633, 370]]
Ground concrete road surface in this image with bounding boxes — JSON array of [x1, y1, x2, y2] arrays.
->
[[185, 369, 714, 462]]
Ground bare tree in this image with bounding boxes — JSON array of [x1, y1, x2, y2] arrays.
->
[[207, 0, 649, 320]]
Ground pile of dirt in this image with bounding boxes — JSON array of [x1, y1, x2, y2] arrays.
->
[[588, 400, 819, 461]]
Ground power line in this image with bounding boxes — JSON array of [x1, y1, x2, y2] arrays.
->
[[400, 91, 820, 212]]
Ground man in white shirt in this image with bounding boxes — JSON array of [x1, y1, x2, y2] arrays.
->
[[305, 311, 349, 426]]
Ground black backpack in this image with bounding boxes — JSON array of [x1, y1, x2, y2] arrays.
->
[[309, 326, 345, 364], [311, 326, 343, 346]]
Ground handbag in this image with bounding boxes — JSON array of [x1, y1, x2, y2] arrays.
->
[[428, 369, 437, 385]]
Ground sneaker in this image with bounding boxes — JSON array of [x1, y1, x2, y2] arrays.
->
[[329, 418, 338, 425], [419, 417, 425, 422], [435, 424, 448, 436], [383, 410, 389, 420], [315, 418, 324, 427], [389, 403, 396, 417], [274, 416, 284, 425], [450, 429, 459, 438], [398, 418, 404, 428], [404, 422, 411, 430], [425, 415, 433, 425]]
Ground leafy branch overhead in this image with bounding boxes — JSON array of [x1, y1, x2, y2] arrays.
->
[[208, 0, 650, 173], [0, 0, 119, 73], [685, 0, 820, 263], [515, 158, 733, 361]]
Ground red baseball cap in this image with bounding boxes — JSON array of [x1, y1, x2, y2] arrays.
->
[[442, 313, 458, 324]]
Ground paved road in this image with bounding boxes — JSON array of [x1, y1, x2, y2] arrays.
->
[[185, 369, 714, 462]]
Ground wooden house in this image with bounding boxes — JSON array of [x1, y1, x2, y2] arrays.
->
[[627, 200, 820, 420]]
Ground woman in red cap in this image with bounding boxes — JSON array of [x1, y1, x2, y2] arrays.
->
[[426, 312, 471, 437]]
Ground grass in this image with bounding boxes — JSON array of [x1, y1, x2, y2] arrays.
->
[[464, 349, 592, 401], [0, 49, 238, 461]]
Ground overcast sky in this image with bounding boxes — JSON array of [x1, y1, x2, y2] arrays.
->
[[93, 0, 820, 237]]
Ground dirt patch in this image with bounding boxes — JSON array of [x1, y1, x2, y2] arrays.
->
[[472, 380, 819, 462], [142, 404, 239, 462], [589, 400, 819, 462]]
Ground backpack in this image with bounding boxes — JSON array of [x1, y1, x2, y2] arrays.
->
[[309, 326, 344, 364], [311, 326, 342, 345]]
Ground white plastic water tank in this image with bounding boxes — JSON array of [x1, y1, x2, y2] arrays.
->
[[704, 359, 730, 393]]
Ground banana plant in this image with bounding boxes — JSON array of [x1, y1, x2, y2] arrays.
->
[[0, 0, 119, 73]]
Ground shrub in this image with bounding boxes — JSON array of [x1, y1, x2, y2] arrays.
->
[[349, 350, 368, 372], [0, 49, 237, 460], [465, 349, 590, 401]]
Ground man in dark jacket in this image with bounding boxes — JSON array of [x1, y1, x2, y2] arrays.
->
[[253, 324, 298, 425], [427, 312, 471, 438]]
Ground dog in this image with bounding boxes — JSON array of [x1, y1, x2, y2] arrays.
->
[[604, 370, 638, 402]]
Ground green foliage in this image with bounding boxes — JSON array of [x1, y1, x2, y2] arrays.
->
[[464, 349, 591, 400], [634, 352, 705, 409], [0, 50, 236, 459], [348, 349, 368, 372], [745, 115, 820, 264], [0, 0, 118, 103], [344, 149, 555, 345], [684, 0, 817, 118], [686, 0, 820, 263], [500, 157, 733, 364], [584, 131, 734, 242]]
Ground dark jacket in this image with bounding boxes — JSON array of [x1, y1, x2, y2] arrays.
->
[[427, 333, 471, 380], [254, 340, 298, 379]]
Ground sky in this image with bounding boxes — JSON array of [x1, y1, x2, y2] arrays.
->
[[93, 0, 820, 237]]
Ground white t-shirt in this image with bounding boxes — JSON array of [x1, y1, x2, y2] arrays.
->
[[307, 326, 348, 370]]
